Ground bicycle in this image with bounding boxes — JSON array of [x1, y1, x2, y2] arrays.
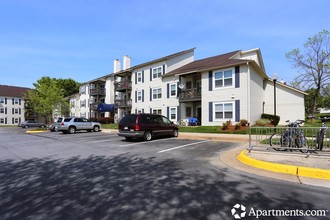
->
[[269, 119, 309, 153], [316, 122, 328, 151]]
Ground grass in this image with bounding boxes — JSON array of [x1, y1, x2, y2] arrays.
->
[[101, 123, 119, 129]]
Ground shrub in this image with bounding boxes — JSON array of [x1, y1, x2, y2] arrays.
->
[[240, 119, 248, 126], [89, 117, 114, 124], [261, 114, 280, 126], [235, 123, 241, 130], [222, 122, 229, 130], [256, 119, 271, 127]]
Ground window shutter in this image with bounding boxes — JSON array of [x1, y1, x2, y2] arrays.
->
[[167, 83, 170, 98], [235, 100, 240, 122], [12, 108, 14, 114], [135, 109, 137, 114], [5, 107, 7, 114], [177, 106, 180, 121], [150, 68, 152, 81], [142, 90, 144, 102], [12, 118, 14, 124], [150, 88, 152, 101], [135, 91, 137, 103], [209, 102, 213, 122], [167, 107, 169, 118], [142, 108, 144, 113], [19, 118, 21, 123], [5, 98, 7, 104], [5, 118, 7, 124], [177, 82, 180, 97], [19, 108, 21, 114], [142, 70, 144, 83], [208, 71, 213, 91], [135, 72, 137, 84], [150, 108, 152, 113], [235, 66, 240, 88], [19, 99, 21, 105], [163, 65, 165, 75], [12, 98, 14, 105]]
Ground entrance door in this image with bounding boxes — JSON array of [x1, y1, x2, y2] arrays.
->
[[197, 107, 201, 125]]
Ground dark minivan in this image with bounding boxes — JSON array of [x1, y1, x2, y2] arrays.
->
[[118, 114, 179, 141]]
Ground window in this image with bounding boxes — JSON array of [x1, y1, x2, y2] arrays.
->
[[186, 81, 192, 89], [0, 118, 4, 124], [214, 69, 233, 88], [152, 66, 163, 79], [0, 98, 4, 104], [70, 100, 75, 108], [170, 107, 177, 121], [137, 71, 142, 83], [214, 102, 234, 120], [186, 107, 192, 117], [14, 99, 19, 104], [137, 109, 142, 114], [14, 108, 19, 114], [0, 108, 4, 114], [80, 86, 86, 94], [170, 83, 177, 97], [152, 88, 162, 100], [137, 91, 142, 102], [14, 118, 19, 124], [80, 100, 86, 107], [153, 109, 162, 115]]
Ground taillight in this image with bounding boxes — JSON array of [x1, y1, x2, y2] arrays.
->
[[60, 122, 64, 126], [135, 124, 140, 131]]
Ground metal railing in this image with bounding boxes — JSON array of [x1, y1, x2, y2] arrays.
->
[[114, 81, 132, 91], [115, 99, 132, 108], [179, 88, 201, 101], [248, 127, 330, 153], [90, 88, 106, 96]]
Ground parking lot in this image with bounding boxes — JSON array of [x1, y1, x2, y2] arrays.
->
[[0, 127, 237, 162]]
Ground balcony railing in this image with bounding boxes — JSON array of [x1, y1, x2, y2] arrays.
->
[[115, 99, 132, 108], [114, 81, 132, 91], [90, 88, 106, 96], [179, 89, 201, 102]]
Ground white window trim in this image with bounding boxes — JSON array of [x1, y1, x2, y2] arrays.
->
[[213, 68, 235, 90], [137, 91, 142, 102], [137, 71, 142, 83], [14, 98, 19, 104], [213, 101, 235, 121], [170, 106, 177, 121], [169, 83, 177, 97], [152, 87, 162, 100], [152, 66, 163, 80]]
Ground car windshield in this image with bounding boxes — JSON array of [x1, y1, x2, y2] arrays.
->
[[120, 115, 137, 124]]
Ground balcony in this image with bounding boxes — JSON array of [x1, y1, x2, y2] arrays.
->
[[179, 89, 201, 102], [114, 81, 132, 91], [90, 88, 106, 96], [115, 99, 132, 108]]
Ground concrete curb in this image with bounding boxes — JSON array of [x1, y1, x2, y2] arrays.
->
[[237, 150, 330, 181], [26, 130, 47, 133]]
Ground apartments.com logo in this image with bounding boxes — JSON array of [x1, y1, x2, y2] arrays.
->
[[230, 203, 328, 219]]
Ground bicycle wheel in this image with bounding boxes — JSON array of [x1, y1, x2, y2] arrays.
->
[[295, 136, 309, 153], [270, 133, 287, 151], [317, 130, 325, 151]]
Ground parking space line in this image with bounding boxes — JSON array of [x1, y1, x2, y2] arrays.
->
[[92, 138, 122, 143], [157, 140, 211, 153], [119, 138, 176, 147]]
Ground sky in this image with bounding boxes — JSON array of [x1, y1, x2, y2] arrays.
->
[[0, 0, 329, 88]]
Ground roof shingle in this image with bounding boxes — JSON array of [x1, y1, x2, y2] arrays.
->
[[0, 85, 31, 98]]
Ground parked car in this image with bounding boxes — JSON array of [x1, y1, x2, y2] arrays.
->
[[57, 117, 101, 134], [18, 120, 46, 128], [48, 117, 64, 132], [118, 113, 179, 141]]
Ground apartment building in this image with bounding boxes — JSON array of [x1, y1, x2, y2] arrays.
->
[[68, 48, 306, 125], [0, 85, 31, 125]]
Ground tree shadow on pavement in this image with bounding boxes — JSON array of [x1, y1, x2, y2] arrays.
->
[[0, 154, 327, 220]]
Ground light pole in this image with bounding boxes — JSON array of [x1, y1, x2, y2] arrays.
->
[[271, 73, 278, 126]]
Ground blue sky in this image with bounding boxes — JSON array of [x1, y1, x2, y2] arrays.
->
[[1, 0, 329, 88]]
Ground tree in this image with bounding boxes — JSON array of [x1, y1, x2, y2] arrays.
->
[[26, 77, 80, 123], [286, 30, 330, 114]]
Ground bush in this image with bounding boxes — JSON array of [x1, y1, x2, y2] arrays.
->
[[222, 122, 229, 130], [240, 119, 248, 126], [261, 114, 280, 126], [256, 119, 271, 127], [315, 113, 330, 121], [89, 117, 114, 124], [235, 123, 241, 130]]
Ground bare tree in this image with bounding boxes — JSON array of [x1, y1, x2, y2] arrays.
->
[[286, 30, 330, 113]]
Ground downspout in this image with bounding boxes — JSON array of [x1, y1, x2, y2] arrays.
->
[[246, 62, 251, 123]]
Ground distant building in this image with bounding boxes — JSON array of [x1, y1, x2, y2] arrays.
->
[[0, 85, 31, 125]]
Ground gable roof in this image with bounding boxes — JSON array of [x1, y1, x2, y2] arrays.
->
[[164, 50, 256, 77], [0, 85, 31, 98]]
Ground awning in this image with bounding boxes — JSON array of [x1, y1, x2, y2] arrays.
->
[[97, 103, 115, 112]]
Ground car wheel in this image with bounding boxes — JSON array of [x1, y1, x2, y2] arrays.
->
[[68, 126, 76, 134], [143, 131, 152, 141], [24, 125, 28, 128], [172, 129, 178, 137], [93, 126, 100, 132]]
